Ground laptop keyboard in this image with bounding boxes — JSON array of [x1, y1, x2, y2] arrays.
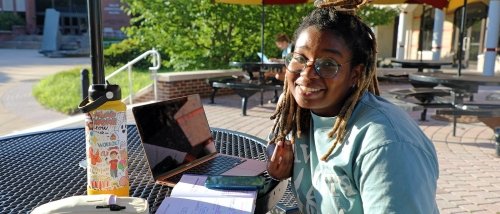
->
[[163, 155, 247, 184]]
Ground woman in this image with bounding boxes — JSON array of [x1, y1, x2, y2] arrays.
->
[[267, 1, 439, 213]]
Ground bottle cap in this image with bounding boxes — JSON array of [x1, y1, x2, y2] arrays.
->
[[78, 81, 122, 113], [89, 81, 121, 102]]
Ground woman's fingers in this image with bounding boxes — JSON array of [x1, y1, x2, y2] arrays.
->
[[270, 140, 282, 162], [267, 140, 293, 180]]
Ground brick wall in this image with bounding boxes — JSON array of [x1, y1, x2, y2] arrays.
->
[[0, 25, 25, 42], [131, 69, 242, 103], [0, 32, 13, 41], [101, 0, 130, 38]]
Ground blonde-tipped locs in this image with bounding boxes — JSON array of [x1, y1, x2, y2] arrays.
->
[[269, 7, 380, 161]]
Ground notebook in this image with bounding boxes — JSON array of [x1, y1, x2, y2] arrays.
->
[[257, 52, 270, 63], [132, 94, 267, 187]]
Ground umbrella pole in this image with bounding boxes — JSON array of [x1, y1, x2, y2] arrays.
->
[[457, 0, 468, 77], [87, 0, 105, 84], [418, 5, 425, 62], [452, 0, 468, 136], [261, 4, 265, 63]]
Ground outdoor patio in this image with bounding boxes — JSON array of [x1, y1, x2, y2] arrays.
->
[[198, 80, 500, 213]]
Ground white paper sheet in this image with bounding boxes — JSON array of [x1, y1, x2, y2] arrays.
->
[[156, 174, 257, 214]]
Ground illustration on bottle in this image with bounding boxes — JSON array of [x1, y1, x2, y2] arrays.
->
[[79, 81, 129, 196]]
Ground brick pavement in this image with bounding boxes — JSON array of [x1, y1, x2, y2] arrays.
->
[[202, 81, 500, 213], [0, 49, 90, 136]]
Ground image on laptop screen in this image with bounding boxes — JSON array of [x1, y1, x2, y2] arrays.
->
[[132, 95, 216, 179]]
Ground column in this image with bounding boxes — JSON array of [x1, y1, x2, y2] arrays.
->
[[483, 0, 500, 76], [25, 0, 36, 34], [432, 9, 444, 60], [396, 10, 408, 60]]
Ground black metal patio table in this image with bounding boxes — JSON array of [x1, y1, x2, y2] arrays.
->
[[409, 72, 500, 136], [211, 81, 282, 116], [208, 62, 284, 116], [385, 60, 451, 88], [0, 125, 291, 213], [229, 61, 285, 84], [391, 59, 452, 72], [409, 72, 500, 88]]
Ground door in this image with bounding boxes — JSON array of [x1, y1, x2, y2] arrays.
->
[[452, 3, 487, 68], [465, 17, 485, 64]]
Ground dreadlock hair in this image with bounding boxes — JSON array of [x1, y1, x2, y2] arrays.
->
[[269, 6, 380, 161]]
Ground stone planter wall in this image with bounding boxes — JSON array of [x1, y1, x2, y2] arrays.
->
[[0, 31, 13, 41], [131, 69, 243, 103]]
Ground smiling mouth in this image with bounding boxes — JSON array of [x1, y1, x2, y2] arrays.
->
[[298, 85, 322, 93]]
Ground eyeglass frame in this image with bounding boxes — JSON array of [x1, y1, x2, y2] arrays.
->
[[284, 52, 351, 79]]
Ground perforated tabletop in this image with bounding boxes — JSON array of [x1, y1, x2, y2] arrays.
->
[[0, 125, 288, 213]]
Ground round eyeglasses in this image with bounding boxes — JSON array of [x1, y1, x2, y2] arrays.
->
[[284, 53, 349, 78]]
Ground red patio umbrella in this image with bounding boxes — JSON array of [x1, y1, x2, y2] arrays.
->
[[212, 0, 314, 62], [446, 0, 487, 12]]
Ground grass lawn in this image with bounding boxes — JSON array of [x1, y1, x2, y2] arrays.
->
[[33, 66, 156, 115]]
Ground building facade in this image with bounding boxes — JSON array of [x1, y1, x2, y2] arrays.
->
[[375, 1, 499, 73], [0, 0, 129, 38]]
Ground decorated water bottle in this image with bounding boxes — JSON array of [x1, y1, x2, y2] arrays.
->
[[78, 81, 129, 196]]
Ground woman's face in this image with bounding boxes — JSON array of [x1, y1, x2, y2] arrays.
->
[[286, 26, 361, 117]]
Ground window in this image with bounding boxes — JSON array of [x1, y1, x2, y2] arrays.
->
[[419, 6, 434, 52]]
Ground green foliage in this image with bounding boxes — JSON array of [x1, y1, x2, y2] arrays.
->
[[0, 12, 25, 31], [358, 5, 400, 27], [104, 39, 153, 69], [121, 0, 313, 71], [33, 67, 155, 115], [103, 37, 125, 49], [33, 68, 84, 115], [119, 1, 397, 71], [105, 66, 157, 96]]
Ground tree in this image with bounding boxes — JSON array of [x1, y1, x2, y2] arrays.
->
[[119, 0, 397, 71], [120, 0, 312, 71], [357, 4, 400, 27]]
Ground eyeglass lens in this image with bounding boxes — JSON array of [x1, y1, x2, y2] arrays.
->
[[285, 53, 340, 78]]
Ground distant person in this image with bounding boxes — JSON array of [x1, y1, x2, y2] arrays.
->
[[266, 1, 439, 213], [267, 33, 294, 82], [273, 33, 294, 61]]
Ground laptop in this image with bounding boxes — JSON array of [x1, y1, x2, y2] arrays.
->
[[132, 94, 267, 187], [257, 52, 270, 63]]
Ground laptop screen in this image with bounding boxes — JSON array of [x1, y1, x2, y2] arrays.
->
[[257, 52, 270, 63], [132, 94, 216, 179]]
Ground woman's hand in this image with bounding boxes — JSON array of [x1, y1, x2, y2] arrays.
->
[[266, 140, 294, 180]]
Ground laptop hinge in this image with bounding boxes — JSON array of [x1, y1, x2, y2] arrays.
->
[[156, 152, 217, 185]]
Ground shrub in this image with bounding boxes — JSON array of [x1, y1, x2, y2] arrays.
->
[[104, 39, 151, 69], [0, 12, 25, 31]]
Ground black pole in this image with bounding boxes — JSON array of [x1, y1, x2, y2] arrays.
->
[[495, 127, 500, 157], [81, 68, 89, 99], [260, 4, 265, 63], [87, 0, 105, 84], [457, 0, 467, 76], [418, 5, 425, 61]]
